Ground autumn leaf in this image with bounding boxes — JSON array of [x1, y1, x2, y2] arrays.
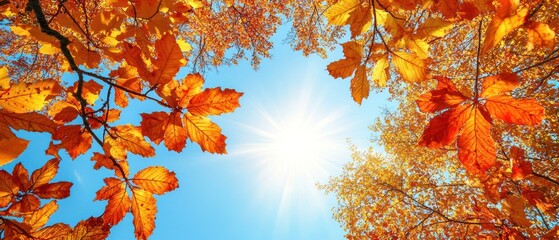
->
[[132, 166, 179, 195], [0, 170, 18, 208], [418, 104, 472, 148], [372, 56, 389, 87], [131, 188, 157, 240], [457, 107, 495, 175], [416, 76, 467, 113], [324, 0, 364, 26], [150, 33, 187, 86], [415, 18, 453, 38], [184, 113, 227, 153], [509, 146, 532, 181], [95, 177, 130, 226], [23, 200, 58, 230], [104, 125, 155, 159], [187, 88, 243, 116], [0, 66, 9, 90], [48, 125, 92, 159], [350, 65, 369, 104], [481, 0, 528, 53], [66, 217, 110, 240], [525, 22, 555, 50], [327, 41, 363, 79], [141, 111, 188, 152], [0, 79, 62, 113], [392, 52, 429, 83]]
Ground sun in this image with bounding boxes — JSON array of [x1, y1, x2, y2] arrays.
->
[[234, 81, 348, 202]]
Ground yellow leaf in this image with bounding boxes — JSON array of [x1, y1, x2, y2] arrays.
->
[[0, 80, 61, 113], [23, 200, 58, 230], [177, 38, 192, 52], [347, 3, 372, 38], [392, 52, 429, 82], [325, 0, 363, 26], [131, 188, 157, 240], [406, 38, 430, 59], [416, 18, 453, 38], [0, 66, 8, 90], [482, 0, 527, 53], [350, 65, 369, 104], [372, 56, 389, 87]]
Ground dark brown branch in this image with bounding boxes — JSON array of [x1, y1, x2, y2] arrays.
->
[[474, 20, 483, 101], [28, 0, 128, 179]]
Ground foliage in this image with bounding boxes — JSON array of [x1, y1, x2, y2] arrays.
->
[[321, 0, 559, 238], [0, 0, 558, 239]]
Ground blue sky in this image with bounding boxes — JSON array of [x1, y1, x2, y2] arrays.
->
[[6, 27, 391, 239]]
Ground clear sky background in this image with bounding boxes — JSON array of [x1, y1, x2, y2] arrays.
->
[[6, 26, 391, 239]]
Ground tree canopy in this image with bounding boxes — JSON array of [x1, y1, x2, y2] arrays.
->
[[0, 0, 558, 239]]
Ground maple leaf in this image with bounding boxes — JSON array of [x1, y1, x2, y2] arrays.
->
[[327, 41, 363, 79], [481, 0, 528, 53], [132, 166, 179, 195]]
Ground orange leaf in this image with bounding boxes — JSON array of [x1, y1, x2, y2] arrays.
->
[[347, 3, 371, 38], [11, 163, 31, 191], [416, 76, 467, 113], [0, 79, 61, 113], [0, 110, 58, 133], [33, 182, 72, 199], [23, 200, 58, 230], [95, 178, 130, 226], [150, 33, 186, 86], [522, 189, 554, 215], [392, 52, 429, 83], [49, 125, 92, 159], [163, 112, 188, 152], [132, 166, 179, 195], [327, 41, 363, 79], [131, 188, 157, 240], [485, 95, 544, 125], [525, 22, 555, 50], [418, 104, 472, 148], [481, 0, 527, 53], [457, 107, 496, 175], [104, 125, 155, 159], [140, 111, 169, 145], [30, 158, 60, 190], [187, 88, 243, 116], [0, 170, 18, 208], [480, 72, 520, 98], [0, 137, 29, 166], [509, 146, 532, 181], [349, 65, 369, 104], [67, 217, 110, 240], [184, 113, 227, 154], [32, 223, 72, 239]]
